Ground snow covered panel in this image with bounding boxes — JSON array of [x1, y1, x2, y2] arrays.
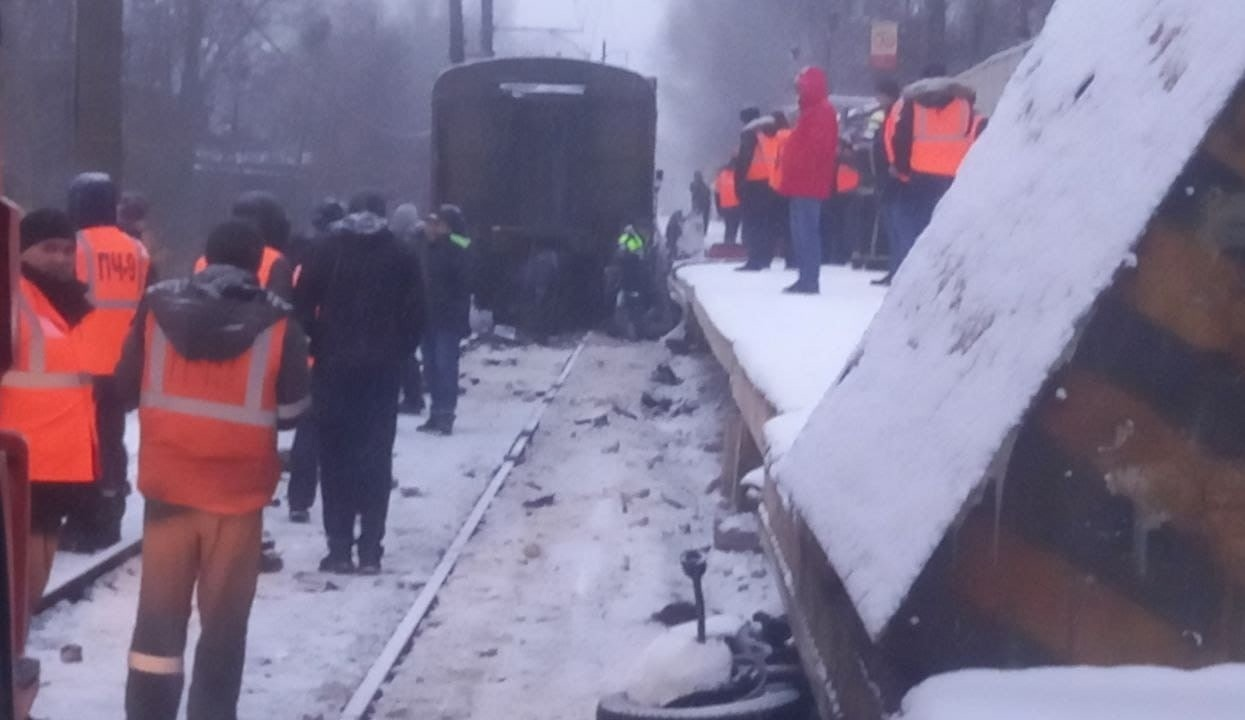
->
[[775, 0, 1245, 639], [676, 264, 885, 455], [899, 665, 1245, 720]]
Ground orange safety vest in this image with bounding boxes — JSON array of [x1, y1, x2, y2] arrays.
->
[[194, 245, 283, 288], [883, 100, 903, 168], [715, 168, 740, 209], [836, 163, 861, 194], [0, 279, 98, 484], [767, 129, 793, 193], [76, 226, 151, 375], [746, 132, 781, 182], [137, 315, 289, 515], [909, 98, 976, 178]]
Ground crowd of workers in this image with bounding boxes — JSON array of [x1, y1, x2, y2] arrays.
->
[[1, 174, 474, 718], [705, 63, 987, 291]]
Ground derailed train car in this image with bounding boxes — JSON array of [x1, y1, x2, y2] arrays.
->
[[431, 58, 657, 331]]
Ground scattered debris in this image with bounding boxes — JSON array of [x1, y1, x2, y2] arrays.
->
[[701, 440, 724, 454], [679, 523, 693, 535], [630, 517, 651, 528], [261, 534, 277, 552], [651, 601, 699, 627], [647, 455, 665, 470], [651, 362, 683, 386], [323, 581, 341, 592], [714, 513, 762, 553], [612, 403, 639, 420], [399, 486, 427, 499], [575, 413, 610, 428], [672, 400, 700, 417], [525, 481, 544, 492], [483, 357, 520, 367], [602, 442, 622, 455], [269, 497, 282, 508], [478, 648, 500, 658], [641, 392, 674, 414], [60, 644, 83, 664], [522, 494, 557, 510], [260, 551, 284, 574], [523, 543, 543, 560], [660, 493, 687, 510]]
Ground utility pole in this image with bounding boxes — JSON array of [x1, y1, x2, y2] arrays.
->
[[449, 0, 465, 64], [73, 0, 125, 181], [481, 0, 495, 58]]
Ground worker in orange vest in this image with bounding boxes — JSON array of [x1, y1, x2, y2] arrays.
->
[[734, 108, 784, 270], [114, 219, 310, 720], [714, 160, 742, 244], [887, 64, 982, 283], [194, 191, 295, 301], [62, 173, 152, 553], [871, 77, 905, 286], [0, 209, 98, 618]]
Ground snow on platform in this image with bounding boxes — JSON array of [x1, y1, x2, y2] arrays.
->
[[774, 0, 1245, 639], [898, 665, 1245, 720], [675, 262, 886, 457]]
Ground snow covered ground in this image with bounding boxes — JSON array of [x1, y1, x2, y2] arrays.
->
[[675, 261, 886, 456], [26, 341, 572, 719], [898, 665, 1245, 720], [371, 335, 780, 720]]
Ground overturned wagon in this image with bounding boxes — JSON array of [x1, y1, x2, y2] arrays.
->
[[432, 58, 657, 332], [695, 2, 1245, 718]]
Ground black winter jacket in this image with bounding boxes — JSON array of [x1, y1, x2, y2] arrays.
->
[[423, 233, 473, 337], [294, 212, 426, 368]]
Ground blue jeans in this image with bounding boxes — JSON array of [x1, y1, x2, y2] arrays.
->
[[788, 197, 823, 289], [423, 329, 462, 422], [890, 176, 953, 275]]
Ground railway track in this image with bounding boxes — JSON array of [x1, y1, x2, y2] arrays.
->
[[338, 339, 584, 720]]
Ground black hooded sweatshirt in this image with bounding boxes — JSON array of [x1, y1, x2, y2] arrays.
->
[[114, 265, 310, 429], [294, 212, 426, 368]]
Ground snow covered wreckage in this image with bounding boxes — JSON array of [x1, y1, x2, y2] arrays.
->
[[754, 2, 1245, 718]]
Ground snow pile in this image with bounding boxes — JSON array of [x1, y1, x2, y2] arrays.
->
[[676, 263, 885, 455], [899, 665, 1245, 720], [622, 616, 744, 707], [775, 0, 1245, 639]]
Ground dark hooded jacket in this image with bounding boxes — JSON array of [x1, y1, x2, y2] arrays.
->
[[114, 265, 310, 429], [294, 211, 426, 368], [892, 78, 978, 177], [424, 209, 474, 337]]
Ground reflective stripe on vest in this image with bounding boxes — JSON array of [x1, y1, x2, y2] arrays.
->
[[619, 233, 644, 254], [0, 294, 91, 390], [910, 99, 975, 177], [141, 325, 277, 427], [79, 237, 141, 310]]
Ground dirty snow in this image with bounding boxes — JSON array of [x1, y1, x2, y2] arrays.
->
[[676, 262, 885, 456], [27, 342, 571, 719], [775, 0, 1245, 639], [898, 665, 1245, 720], [370, 336, 780, 720]]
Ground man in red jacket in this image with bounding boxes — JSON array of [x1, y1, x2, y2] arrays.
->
[[776, 66, 839, 294]]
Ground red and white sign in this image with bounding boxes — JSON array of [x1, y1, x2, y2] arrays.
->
[[870, 21, 900, 71]]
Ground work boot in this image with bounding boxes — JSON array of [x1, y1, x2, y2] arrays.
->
[[357, 559, 382, 576], [783, 283, 819, 295], [319, 553, 355, 575], [260, 550, 284, 574], [417, 416, 453, 437]]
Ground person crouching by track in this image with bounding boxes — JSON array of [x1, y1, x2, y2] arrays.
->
[[0, 209, 98, 632], [419, 205, 474, 438], [114, 220, 309, 720]]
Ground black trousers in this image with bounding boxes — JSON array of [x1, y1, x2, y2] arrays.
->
[[401, 353, 424, 407], [722, 208, 742, 245], [286, 410, 318, 513], [61, 376, 127, 550], [314, 365, 400, 562], [741, 185, 780, 268]]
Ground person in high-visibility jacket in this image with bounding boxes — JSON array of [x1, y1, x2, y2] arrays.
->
[[871, 77, 905, 286], [714, 162, 742, 245], [193, 191, 295, 302], [60, 173, 152, 554], [0, 209, 98, 619], [734, 108, 784, 270], [114, 219, 309, 720], [419, 205, 474, 438], [887, 66, 983, 283]]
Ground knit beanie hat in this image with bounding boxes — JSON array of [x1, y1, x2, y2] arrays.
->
[[20, 208, 76, 252]]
